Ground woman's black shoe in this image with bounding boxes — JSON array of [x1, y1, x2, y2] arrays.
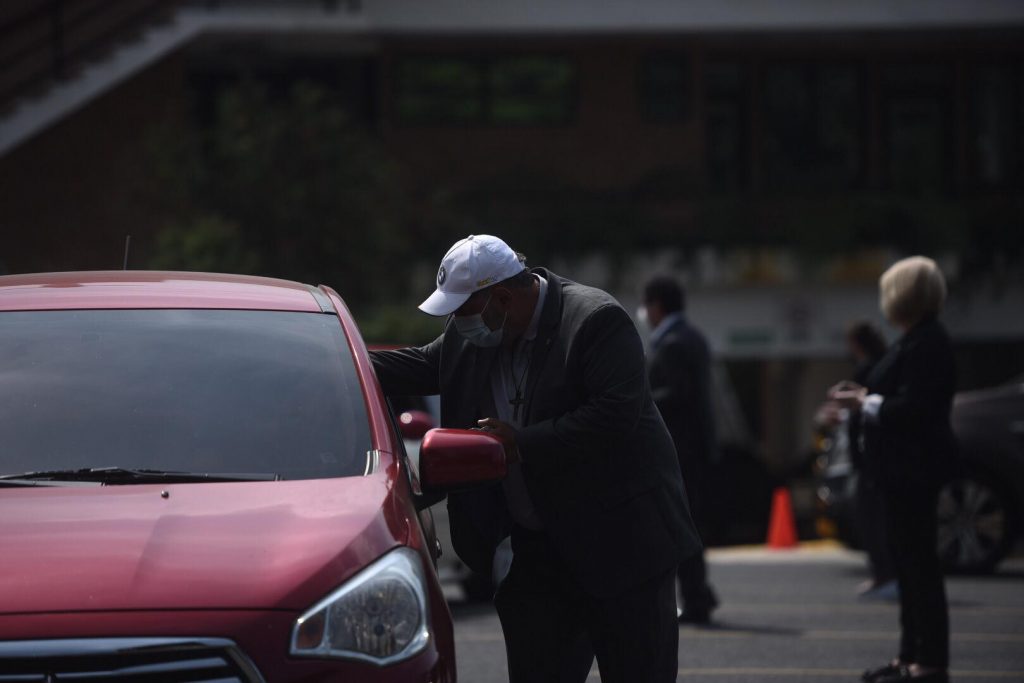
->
[[862, 663, 900, 682]]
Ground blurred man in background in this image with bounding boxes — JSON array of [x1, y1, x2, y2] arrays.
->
[[641, 275, 720, 624]]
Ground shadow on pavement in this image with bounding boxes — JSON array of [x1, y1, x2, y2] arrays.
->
[[685, 621, 804, 637], [966, 569, 1024, 581]]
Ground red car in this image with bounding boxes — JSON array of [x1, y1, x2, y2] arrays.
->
[[0, 271, 506, 682]]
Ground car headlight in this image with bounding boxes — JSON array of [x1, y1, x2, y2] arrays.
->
[[290, 547, 431, 665]]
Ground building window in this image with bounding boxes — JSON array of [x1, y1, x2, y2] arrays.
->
[[704, 61, 748, 192], [640, 53, 690, 123], [490, 56, 575, 124], [186, 55, 378, 128], [394, 57, 483, 124], [761, 63, 863, 192], [882, 64, 954, 194], [394, 55, 575, 125], [970, 63, 1023, 189]]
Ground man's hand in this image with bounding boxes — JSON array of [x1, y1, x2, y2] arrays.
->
[[477, 417, 521, 464]]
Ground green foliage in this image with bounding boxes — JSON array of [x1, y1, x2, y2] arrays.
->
[[142, 77, 1020, 303], [356, 304, 445, 346], [148, 215, 261, 274], [956, 198, 1024, 287], [429, 168, 658, 266], [147, 79, 409, 312], [694, 193, 1021, 283], [429, 171, 1019, 287]]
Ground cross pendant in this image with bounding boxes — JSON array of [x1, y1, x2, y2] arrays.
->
[[509, 391, 526, 422]]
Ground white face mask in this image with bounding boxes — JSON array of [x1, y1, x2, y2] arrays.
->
[[454, 293, 506, 347], [636, 305, 649, 329]]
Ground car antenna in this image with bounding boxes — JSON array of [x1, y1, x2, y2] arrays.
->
[[122, 234, 131, 270]]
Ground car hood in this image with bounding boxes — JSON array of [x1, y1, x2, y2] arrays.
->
[[0, 476, 405, 614]]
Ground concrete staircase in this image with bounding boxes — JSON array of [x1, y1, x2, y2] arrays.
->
[[0, 0, 365, 157]]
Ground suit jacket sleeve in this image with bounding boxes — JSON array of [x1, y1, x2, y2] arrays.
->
[[691, 337, 716, 461], [369, 335, 443, 397], [647, 331, 716, 463], [516, 304, 646, 471]]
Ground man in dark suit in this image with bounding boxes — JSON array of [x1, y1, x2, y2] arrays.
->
[[371, 235, 702, 683], [640, 275, 719, 624]]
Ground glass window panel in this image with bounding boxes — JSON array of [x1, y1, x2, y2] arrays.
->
[[490, 56, 574, 124], [704, 62, 747, 192], [706, 62, 743, 95], [886, 98, 947, 192], [884, 65, 945, 89], [641, 54, 690, 122], [395, 57, 483, 124], [971, 65, 1017, 186], [761, 64, 861, 192], [817, 66, 862, 184], [882, 64, 952, 194], [1019, 67, 1024, 181]]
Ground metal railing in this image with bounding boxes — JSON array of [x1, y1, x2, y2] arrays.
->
[[0, 0, 180, 111]]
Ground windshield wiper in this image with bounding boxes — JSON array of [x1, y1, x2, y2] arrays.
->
[[0, 467, 281, 486]]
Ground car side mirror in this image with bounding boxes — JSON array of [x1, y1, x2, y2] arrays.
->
[[418, 428, 507, 491], [398, 410, 436, 440]]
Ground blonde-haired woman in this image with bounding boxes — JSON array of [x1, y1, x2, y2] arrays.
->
[[831, 256, 956, 683]]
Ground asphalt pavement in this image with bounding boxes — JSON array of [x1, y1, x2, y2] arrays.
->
[[448, 542, 1024, 682]]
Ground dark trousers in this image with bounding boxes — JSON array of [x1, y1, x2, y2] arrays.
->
[[678, 456, 716, 612], [884, 485, 949, 668], [856, 474, 895, 584], [494, 527, 679, 683]]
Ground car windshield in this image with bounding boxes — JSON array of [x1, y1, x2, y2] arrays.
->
[[0, 309, 371, 481]]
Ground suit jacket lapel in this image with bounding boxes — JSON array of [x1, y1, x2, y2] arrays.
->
[[443, 328, 499, 428], [469, 345, 499, 421], [865, 341, 901, 392], [523, 269, 563, 424]]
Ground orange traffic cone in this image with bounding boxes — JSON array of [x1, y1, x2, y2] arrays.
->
[[766, 486, 799, 549]]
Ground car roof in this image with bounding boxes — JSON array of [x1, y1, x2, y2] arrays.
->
[[0, 271, 324, 312]]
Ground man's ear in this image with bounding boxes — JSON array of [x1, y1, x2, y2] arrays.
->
[[492, 286, 514, 309]]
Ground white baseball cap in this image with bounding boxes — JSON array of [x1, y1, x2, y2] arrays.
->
[[419, 235, 526, 316]]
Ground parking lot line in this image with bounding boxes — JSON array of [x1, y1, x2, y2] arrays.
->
[[677, 629, 1024, 643], [716, 602, 1024, 616], [800, 630, 1024, 643], [587, 668, 1024, 679], [460, 627, 1024, 643]]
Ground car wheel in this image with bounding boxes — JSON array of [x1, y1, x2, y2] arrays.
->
[[936, 471, 1015, 574]]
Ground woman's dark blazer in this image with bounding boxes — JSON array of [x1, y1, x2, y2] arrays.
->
[[862, 317, 958, 490]]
